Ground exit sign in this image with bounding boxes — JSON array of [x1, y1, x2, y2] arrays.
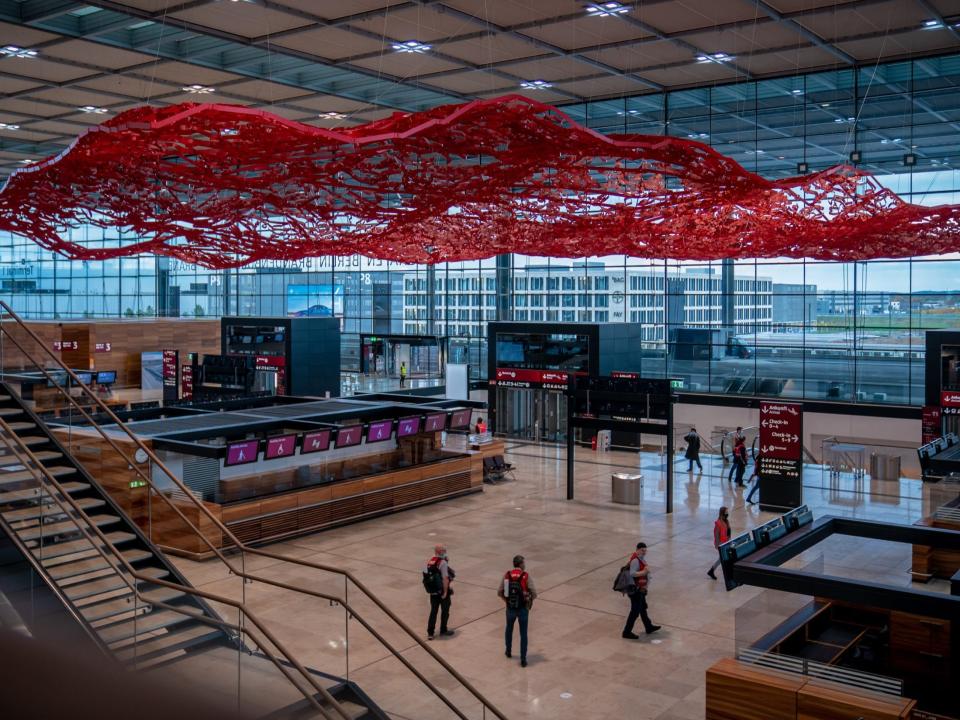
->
[[670, 379, 685, 389]]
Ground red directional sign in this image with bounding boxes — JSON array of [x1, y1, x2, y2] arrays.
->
[[941, 391, 960, 408], [493, 367, 569, 390], [759, 401, 803, 461]]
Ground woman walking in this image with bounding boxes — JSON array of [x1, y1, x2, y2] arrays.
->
[[707, 506, 731, 580]]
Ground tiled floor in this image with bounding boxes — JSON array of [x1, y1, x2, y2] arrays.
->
[[170, 444, 937, 720]]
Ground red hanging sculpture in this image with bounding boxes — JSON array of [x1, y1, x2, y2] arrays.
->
[[0, 95, 957, 269]]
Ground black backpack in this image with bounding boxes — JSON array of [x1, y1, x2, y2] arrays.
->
[[505, 570, 528, 609], [422, 559, 443, 595]]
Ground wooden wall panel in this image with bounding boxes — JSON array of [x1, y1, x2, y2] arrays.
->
[[797, 680, 914, 720], [706, 658, 803, 720]]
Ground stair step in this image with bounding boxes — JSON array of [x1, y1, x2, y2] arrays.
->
[[48, 546, 152, 582], [100, 608, 192, 647], [32, 531, 135, 561], [17, 513, 120, 543], [0, 448, 63, 469], [0, 481, 89, 505], [5, 435, 48, 447], [0, 406, 25, 417], [117, 624, 222, 665], [5, 422, 35, 433], [2, 496, 104, 523], [42, 543, 147, 570], [0, 465, 74, 486], [64, 565, 167, 602], [81, 586, 184, 623]]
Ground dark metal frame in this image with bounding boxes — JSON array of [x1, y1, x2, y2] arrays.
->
[[725, 515, 960, 620]]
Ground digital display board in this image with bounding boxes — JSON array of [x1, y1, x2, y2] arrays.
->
[[96, 370, 117, 385], [423, 413, 447, 433], [74, 371, 94, 386], [366, 420, 393, 443], [335, 425, 362, 448], [225, 439, 260, 466], [397, 416, 421, 438], [448, 409, 472, 429], [265, 434, 297, 459], [301, 429, 331, 454]]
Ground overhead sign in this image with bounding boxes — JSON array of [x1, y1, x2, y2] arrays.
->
[[94, 342, 112, 353], [53, 340, 79, 351], [493, 367, 569, 391], [922, 405, 942, 444], [941, 391, 960, 408]]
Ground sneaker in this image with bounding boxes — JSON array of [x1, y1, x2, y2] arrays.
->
[[646, 625, 661, 635], [521, 658, 527, 668], [707, 569, 716, 580], [427, 633, 434, 640], [439, 629, 455, 637], [621, 632, 640, 640], [505, 650, 511, 658]]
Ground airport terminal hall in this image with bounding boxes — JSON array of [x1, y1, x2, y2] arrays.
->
[[5, 1, 960, 719]]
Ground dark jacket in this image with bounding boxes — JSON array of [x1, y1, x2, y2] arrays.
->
[[684, 432, 700, 459]]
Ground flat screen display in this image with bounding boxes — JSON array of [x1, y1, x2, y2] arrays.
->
[[265, 434, 297, 460], [396, 416, 421, 438], [225, 439, 260, 466], [96, 370, 117, 385], [366, 420, 393, 443], [301, 429, 331, 454], [335, 425, 362, 448], [74, 371, 94, 386], [448, 409, 472, 429], [424, 412, 447, 433]]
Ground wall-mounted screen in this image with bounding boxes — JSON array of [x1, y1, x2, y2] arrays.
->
[[74, 371, 94, 386], [140, 351, 163, 390], [335, 425, 362, 448], [301, 429, 331, 454], [96, 370, 117, 385], [424, 412, 447, 433], [225, 439, 260, 466], [265, 434, 297, 460], [366, 420, 393, 443], [397, 416, 421, 438], [448, 409, 472, 428]]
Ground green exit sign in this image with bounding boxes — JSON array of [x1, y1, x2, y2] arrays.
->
[[129, 479, 147, 489], [670, 379, 685, 390]]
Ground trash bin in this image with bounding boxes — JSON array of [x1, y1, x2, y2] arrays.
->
[[869, 453, 902, 481], [611, 472, 642, 505]]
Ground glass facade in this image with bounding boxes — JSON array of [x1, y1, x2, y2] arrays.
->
[[2, 55, 959, 406]]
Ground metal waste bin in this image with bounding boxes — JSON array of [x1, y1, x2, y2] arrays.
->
[[612, 472, 642, 505], [869, 453, 902, 481]]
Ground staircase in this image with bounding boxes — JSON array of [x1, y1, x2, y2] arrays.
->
[[0, 384, 230, 669]]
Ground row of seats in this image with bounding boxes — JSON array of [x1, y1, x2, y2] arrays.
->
[[482, 455, 515, 483]]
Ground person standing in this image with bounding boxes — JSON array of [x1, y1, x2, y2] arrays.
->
[[475, 416, 487, 434], [399, 361, 407, 387], [684, 427, 702, 472], [622, 542, 661, 639], [733, 437, 748, 487], [423, 544, 455, 639], [707, 506, 731, 580], [498, 555, 537, 667], [746, 450, 762, 504], [727, 427, 744, 482]]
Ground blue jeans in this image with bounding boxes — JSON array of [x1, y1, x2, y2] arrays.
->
[[505, 606, 529, 660]]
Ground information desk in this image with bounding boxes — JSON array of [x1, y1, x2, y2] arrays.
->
[[911, 493, 960, 582], [50, 395, 490, 558]]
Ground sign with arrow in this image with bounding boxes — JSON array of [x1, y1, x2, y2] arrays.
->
[[758, 400, 804, 511]]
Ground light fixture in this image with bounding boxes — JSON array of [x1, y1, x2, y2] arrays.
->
[[585, 2, 629, 17], [19, 159, 34, 164], [617, 109, 642, 116], [903, 153, 916, 167], [79, 105, 107, 114], [797, 162, 809, 173], [1, 45, 38, 58], [520, 80, 553, 90], [392, 40, 431, 54], [687, 132, 709, 139], [0, 122, 20, 130], [318, 112, 346, 120], [791, 89, 803, 95], [182, 84, 215, 94], [219, 128, 239, 136], [696, 52, 733, 64], [821, 102, 831, 108], [922, 19, 943, 29], [849, 150, 862, 164]]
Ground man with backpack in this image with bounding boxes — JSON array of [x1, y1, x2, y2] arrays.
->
[[497, 555, 537, 667], [621, 542, 661, 639], [423, 544, 455, 639]]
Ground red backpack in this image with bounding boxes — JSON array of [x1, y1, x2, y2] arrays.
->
[[504, 568, 529, 609]]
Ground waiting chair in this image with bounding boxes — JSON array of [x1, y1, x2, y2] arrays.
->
[[492, 455, 515, 481], [482, 456, 504, 483]]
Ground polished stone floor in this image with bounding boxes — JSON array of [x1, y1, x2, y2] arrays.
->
[[170, 444, 935, 720]]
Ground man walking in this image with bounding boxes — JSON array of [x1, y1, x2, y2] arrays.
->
[[684, 427, 702, 472], [727, 427, 744, 482], [498, 555, 537, 667], [622, 542, 661, 639], [733, 436, 748, 487], [423, 544, 455, 639], [399, 361, 407, 387]]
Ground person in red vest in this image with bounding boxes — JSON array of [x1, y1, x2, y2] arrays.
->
[[708, 506, 731, 580], [622, 542, 660, 639], [498, 555, 537, 667], [475, 417, 487, 434]]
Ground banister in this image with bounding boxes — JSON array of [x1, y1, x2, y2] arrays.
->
[[0, 301, 510, 720]]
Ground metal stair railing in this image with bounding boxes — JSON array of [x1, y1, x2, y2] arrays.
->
[[0, 417, 349, 720], [0, 302, 509, 720]]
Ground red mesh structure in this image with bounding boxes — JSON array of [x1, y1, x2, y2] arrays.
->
[[0, 95, 957, 269]]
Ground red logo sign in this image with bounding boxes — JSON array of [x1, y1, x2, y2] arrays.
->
[[922, 405, 942, 444], [941, 391, 960, 408], [54, 340, 79, 351], [494, 368, 569, 389], [94, 342, 111, 353], [759, 401, 803, 460]]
